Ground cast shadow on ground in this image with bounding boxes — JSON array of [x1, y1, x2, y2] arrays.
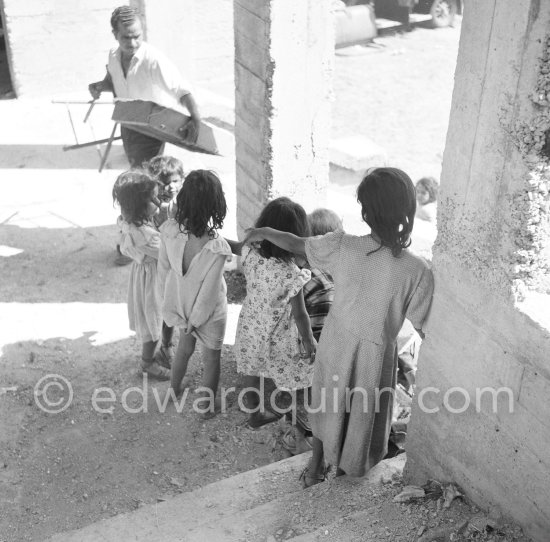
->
[[0, 143, 128, 170], [0, 224, 128, 303]]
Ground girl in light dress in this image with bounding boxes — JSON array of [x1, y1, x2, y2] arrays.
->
[[158, 170, 235, 419], [245, 168, 434, 487], [235, 197, 316, 429], [415, 176, 438, 223], [114, 170, 170, 380], [282, 208, 342, 455], [146, 155, 185, 368]]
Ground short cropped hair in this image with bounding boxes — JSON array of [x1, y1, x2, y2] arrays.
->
[[308, 208, 343, 237], [146, 155, 185, 185], [111, 6, 141, 31]]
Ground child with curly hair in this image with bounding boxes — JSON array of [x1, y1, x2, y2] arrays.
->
[[114, 170, 170, 380], [158, 170, 234, 419]]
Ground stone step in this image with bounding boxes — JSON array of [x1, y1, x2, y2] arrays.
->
[[48, 453, 309, 542], [48, 454, 405, 542]]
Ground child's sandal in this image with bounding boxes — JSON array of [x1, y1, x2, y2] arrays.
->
[[141, 360, 170, 381], [299, 465, 329, 489]]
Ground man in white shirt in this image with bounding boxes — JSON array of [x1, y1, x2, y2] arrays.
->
[[89, 5, 200, 168]]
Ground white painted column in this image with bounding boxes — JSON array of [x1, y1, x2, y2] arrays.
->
[[234, 0, 333, 234]]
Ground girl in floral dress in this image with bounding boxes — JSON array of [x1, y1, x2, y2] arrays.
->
[[235, 197, 316, 428]]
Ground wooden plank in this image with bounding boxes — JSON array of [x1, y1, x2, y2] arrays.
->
[[112, 100, 221, 156]]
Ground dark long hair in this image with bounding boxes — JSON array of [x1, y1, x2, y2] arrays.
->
[[255, 197, 309, 262], [357, 167, 416, 257], [113, 170, 157, 227], [175, 170, 226, 237]]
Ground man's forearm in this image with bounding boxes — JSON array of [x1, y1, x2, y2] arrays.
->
[[99, 71, 114, 93], [180, 93, 200, 120]]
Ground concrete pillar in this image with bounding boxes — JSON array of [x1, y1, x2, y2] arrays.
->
[[134, 0, 195, 83], [405, 1, 550, 540], [234, 0, 333, 234]]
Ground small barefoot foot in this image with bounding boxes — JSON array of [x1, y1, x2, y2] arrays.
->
[[141, 360, 170, 381], [195, 391, 220, 420], [155, 343, 175, 369], [299, 464, 328, 489], [169, 377, 192, 402]]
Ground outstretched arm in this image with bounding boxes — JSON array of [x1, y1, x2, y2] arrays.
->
[[226, 238, 244, 256], [244, 227, 307, 257]]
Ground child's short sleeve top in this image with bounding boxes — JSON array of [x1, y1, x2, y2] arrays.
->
[[119, 221, 160, 263], [305, 230, 345, 277], [241, 245, 311, 307]]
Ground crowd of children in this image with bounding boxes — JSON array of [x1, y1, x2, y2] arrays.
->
[[112, 158, 434, 487]]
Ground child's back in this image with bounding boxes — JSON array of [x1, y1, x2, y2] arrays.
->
[[236, 245, 312, 390], [312, 232, 431, 345], [159, 219, 231, 349]]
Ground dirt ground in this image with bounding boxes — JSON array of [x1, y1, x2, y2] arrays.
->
[[0, 222, 531, 542], [0, 12, 532, 542]]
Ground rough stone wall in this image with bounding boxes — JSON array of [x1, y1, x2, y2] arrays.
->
[[405, 2, 550, 540], [3, 0, 122, 97], [234, 0, 333, 234]]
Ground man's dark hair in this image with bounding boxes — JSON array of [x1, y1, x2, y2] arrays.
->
[[111, 6, 141, 32]]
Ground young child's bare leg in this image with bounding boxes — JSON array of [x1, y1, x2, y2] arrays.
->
[[300, 436, 327, 488], [156, 322, 175, 368], [162, 323, 174, 348], [243, 375, 261, 409], [170, 331, 196, 395], [141, 340, 170, 381], [194, 347, 221, 420], [142, 340, 157, 361], [242, 375, 279, 428], [201, 347, 221, 398]]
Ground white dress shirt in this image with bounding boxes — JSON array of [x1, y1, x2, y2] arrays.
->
[[108, 42, 192, 113]]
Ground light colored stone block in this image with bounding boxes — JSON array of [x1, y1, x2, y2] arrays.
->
[[329, 135, 387, 172]]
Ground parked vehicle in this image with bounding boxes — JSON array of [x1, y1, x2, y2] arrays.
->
[[334, 0, 460, 49], [344, 0, 460, 29]]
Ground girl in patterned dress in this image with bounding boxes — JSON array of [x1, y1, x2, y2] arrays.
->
[[235, 197, 317, 429], [114, 170, 170, 380], [244, 168, 434, 487]]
